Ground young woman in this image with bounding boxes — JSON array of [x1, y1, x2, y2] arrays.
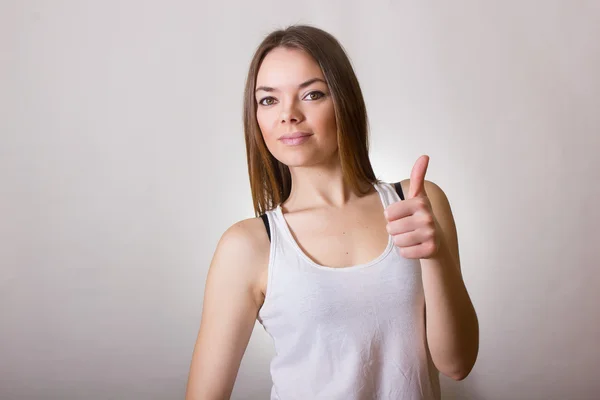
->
[[186, 25, 479, 400]]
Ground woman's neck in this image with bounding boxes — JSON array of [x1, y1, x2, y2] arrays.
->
[[284, 160, 374, 211]]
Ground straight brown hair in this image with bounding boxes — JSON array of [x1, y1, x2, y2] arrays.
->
[[243, 24, 380, 217]]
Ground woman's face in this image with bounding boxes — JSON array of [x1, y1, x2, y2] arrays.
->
[[255, 47, 338, 168]]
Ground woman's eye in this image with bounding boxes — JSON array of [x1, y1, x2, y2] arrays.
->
[[259, 97, 276, 106], [305, 91, 325, 101]]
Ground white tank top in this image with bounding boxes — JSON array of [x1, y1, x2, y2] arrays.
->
[[257, 181, 441, 400]]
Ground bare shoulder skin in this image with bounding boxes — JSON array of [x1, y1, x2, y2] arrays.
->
[[185, 217, 270, 400]]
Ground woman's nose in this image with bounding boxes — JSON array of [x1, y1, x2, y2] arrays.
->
[[280, 102, 302, 124], [281, 114, 299, 123]]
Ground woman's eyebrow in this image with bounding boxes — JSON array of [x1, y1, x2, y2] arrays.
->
[[255, 78, 326, 93]]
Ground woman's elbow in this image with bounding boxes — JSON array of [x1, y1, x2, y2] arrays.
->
[[440, 355, 477, 381]]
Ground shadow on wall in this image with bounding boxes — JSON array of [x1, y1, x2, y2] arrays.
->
[[440, 375, 485, 400]]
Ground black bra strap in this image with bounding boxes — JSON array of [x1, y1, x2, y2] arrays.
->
[[260, 213, 271, 242], [393, 181, 405, 200]]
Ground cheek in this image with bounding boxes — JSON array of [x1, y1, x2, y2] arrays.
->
[[256, 109, 276, 140], [256, 110, 283, 159], [315, 104, 337, 139]]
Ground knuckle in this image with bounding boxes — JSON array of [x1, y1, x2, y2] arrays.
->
[[428, 241, 437, 253], [423, 214, 434, 225]]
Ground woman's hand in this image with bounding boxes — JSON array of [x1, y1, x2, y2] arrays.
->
[[383, 155, 443, 260]]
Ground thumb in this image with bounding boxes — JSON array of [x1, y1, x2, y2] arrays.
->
[[408, 155, 430, 199]]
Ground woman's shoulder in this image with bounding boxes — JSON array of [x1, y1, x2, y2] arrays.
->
[[219, 216, 271, 263], [214, 216, 271, 304], [392, 178, 439, 199]]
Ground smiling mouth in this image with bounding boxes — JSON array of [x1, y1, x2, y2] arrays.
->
[[279, 134, 313, 145]]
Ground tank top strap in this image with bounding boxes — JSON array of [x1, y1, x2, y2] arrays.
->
[[374, 181, 404, 208]]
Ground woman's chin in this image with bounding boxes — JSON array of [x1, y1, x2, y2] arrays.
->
[[281, 153, 339, 169], [272, 145, 338, 169]]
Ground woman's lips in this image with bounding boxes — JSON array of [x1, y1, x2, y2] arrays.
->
[[280, 134, 312, 145]]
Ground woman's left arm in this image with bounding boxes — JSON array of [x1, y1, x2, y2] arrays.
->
[[384, 156, 479, 381], [419, 179, 479, 381]]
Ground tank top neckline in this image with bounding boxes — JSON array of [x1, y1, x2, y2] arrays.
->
[[274, 181, 395, 272]]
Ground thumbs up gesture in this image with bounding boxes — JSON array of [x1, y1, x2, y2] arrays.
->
[[383, 155, 442, 260]]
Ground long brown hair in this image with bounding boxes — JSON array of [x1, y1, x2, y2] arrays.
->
[[243, 25, 379, 217]]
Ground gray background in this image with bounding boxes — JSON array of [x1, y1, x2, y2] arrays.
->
[[2, 0, 599, 399]]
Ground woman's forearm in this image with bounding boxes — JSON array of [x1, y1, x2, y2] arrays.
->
[[420, 238, 479, 380]]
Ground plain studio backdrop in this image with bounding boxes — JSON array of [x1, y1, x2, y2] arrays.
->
[[2, 1, 599, 399]]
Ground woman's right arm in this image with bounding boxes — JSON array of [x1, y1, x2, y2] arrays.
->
[[185, 218, 270, 400]]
